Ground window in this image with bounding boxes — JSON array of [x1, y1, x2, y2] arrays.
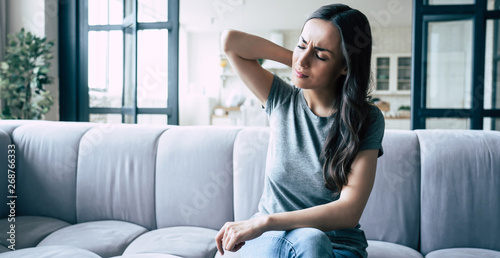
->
[[412, 0, 500, 130], [58, 0, 179, 124]]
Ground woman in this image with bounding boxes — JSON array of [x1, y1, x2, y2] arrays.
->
[[216, 3, 384, 258]]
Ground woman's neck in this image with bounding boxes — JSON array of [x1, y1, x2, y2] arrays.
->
[[303, 88, 337, 117]]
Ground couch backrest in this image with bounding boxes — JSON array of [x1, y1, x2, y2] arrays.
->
[[359, 130, 421, 251], [154, 126, 241, 230], [416, 129, 500, 255], [75, 123, 170, 230], [9, 122, 94, 224], [232, 127, 270, 221]]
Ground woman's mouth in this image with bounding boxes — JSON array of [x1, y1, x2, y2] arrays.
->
[[294, 69, 309, 78]]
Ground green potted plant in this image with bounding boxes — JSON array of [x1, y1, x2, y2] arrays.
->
[[0, 28, 55, 120], [397, 105, 411, 118]]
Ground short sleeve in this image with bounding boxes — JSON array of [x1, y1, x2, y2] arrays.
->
[[358, 105, 385, 157], [262, 74, 296, 116]]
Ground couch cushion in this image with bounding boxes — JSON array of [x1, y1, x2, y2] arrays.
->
[[0, 245, 100, 258], [76, 124, 169, 230], [0, 216, 70, 249], [366, 240, 423, 258], [155, 126, 241, 230], [112, 254, 182, 258], [425, 248, 500, 258], [11, 122, 94, 223], [0, 120, 51, 136], [123, 226, 217, 258], [232, 127, 270, 221], [359, 130, 421, 250], [416, 130, 500, 255], [37, 220, 147, 257]]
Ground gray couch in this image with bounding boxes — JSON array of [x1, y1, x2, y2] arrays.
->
[[0, 120, 498, 258]]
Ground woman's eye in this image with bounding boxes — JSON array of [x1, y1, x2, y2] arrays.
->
[[316, 54, 326, 61], [297, 45, 306, 49]]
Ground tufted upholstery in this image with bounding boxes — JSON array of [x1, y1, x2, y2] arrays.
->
[[0, 121, 498, 258]]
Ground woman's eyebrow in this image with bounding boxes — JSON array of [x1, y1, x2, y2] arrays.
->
[[300, 36, 333, 54]]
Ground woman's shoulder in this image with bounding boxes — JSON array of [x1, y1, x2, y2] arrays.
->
[[367, 104, 385, 124]]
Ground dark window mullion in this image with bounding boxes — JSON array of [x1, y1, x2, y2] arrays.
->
[[133, 0, 138, 123], [422, 4, 476, 15], [137, 21, 172, 30], [412, 0, 424, 129], [121, 0, 138, 123], [167, 0, 179, 125], [471, 0, 487, 129], [137, 107, 172, 115], [89, 25, 122, 31], [79, 0, 90, 121]]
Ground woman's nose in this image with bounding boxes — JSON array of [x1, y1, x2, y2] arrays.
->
[[296, 50, 311, 68]]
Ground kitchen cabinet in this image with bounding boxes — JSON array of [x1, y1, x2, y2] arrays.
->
[[373, 54, 411, 95]]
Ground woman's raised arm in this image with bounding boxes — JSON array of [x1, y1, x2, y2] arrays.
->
[[220, 30, 293, 107]]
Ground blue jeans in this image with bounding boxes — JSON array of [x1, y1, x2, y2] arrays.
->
[[239, 228, 359, 258]]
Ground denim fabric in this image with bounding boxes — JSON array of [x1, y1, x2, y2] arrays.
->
[[239, 228, 359, 258]]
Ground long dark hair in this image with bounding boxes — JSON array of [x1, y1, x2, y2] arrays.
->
[[303, 4, 373, 195]]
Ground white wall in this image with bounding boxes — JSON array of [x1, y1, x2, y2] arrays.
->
[[5, 0, 59, 121], [179, 29, 221, 125], [372, 26, 411, 55]]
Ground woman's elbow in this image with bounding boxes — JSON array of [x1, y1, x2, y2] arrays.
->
[[220, 29, 236, 53]]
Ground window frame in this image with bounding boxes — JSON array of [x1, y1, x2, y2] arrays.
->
[[59, 0, 179, 124], [412, 0, 500, 129]]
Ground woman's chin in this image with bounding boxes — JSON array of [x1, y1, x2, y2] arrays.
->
[[292, 79, 308, 89]]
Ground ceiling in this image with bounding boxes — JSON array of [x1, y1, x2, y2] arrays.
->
[[180, 0, 413, 32]]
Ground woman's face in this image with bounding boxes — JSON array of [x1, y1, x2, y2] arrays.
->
[[292, 18, 346, 91]]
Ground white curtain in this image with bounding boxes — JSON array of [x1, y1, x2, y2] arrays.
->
[[0, 0, 6, 62]]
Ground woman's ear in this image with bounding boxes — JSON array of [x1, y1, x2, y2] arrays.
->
[[341, 66, 348, 75]]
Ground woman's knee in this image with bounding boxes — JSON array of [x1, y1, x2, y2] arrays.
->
[[240, 228, 333, 258], [284, 228, 333, 257]]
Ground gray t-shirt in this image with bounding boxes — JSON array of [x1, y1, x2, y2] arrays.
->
[[257, 74, 385, 258]]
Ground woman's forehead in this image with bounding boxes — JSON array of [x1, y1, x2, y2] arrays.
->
[[301, 19, 341, 49]]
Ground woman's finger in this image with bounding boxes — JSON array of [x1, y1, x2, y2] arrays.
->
[[215, 227, 225, 255], [224, 230, 240, 252]]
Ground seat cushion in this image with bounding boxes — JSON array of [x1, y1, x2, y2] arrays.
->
[[123, 226, 217, 258], [366, 240, 424, 258], [0, 245, 100, 258], [0, 216, 70, 249], [37, 220, 147, 257], [425, 248, 500, 258], [111, 254, 182, 258]]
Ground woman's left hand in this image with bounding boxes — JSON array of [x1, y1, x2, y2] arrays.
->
[[215, 216, 269, 255]]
